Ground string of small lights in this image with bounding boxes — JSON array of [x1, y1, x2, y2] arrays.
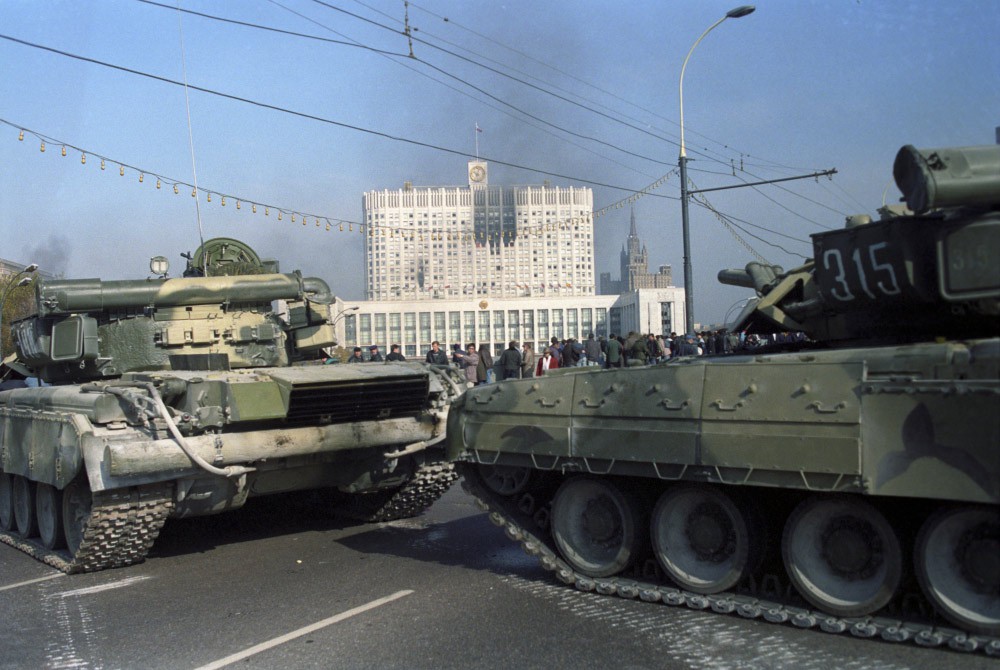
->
[[593, 170, 677, 218], [4, 117, 668, 243], [689, 180, 812, 261], [3, 118, 357, 233]]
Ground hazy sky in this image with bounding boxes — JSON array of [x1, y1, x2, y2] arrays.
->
[[1, 0, 997, 323]]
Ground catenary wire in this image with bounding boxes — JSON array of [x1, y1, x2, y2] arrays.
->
[[0, 33, 672, 197]]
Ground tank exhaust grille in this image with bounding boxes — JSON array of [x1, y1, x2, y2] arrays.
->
[[285, 375, 430, 424]]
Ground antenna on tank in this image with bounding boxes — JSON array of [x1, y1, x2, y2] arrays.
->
[[176, 5, 207, 276]]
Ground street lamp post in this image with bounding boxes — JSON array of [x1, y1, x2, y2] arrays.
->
[[678, 5, 755, 334], [330, 305, 360, 340], [0, 263, 39, 362]]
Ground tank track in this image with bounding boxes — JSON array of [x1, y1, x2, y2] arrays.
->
[[458, 465, 1000, 657], [340, 463, 459, 523], [0, 484, 173, 574]]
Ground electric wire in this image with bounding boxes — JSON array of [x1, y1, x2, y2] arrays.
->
[[306, 0, 736, 166], [137, 0, 845, 227], [137, 0, 673, 169], [403, 0, 822, 174], [0, 33, 671, 197], [264, 0, 659, 178]]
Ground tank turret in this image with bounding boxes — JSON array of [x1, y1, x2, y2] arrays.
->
[[720, 144, 1000, 344], [6, 238, 336, 383]]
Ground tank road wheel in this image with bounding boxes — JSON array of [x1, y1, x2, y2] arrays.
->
[[782, 496, 902, 617], [551, 477, 642, 577], [36, 484, 66, 550], [62, 478, 93, 556], [478, 463, 532, 496], [915, 506, 1000, 636], [651, 485, 752, 594], [0, 473, 15, 532], [13, 476, 39, 538]]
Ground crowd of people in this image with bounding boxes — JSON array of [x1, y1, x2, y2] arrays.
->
[[332, 329, 806, 381]]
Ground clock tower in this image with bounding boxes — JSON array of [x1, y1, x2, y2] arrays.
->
[[468, 160, 487, 187]]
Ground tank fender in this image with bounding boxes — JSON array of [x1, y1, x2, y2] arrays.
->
[[0, 408, 87, 488]]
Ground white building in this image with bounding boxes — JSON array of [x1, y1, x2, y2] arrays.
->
[[335, 160, 686, 359], [362, 161, 595, 301]]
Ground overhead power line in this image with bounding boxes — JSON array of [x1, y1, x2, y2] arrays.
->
[[137, 0, 672, 168], [0, 32, 672, 197], [402, 0, 820, 174]]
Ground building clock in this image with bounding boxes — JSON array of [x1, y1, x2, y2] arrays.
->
[[469, 164, 486, 183]]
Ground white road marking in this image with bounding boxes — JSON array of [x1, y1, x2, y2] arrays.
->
[[193, 589, 415, 670], [0, 572, 65, 592], [50, 575, 151, 598]]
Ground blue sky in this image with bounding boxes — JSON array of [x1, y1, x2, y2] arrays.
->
[[1, 0, 997, 324]]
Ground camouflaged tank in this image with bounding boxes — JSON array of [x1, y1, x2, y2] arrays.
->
[[0, 238, 463, 573], [448, 144, 1000, 654]]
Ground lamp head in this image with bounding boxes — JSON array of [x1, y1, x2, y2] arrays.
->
[[726, 5, 755, 18], [24, 263, 38, 273], [150, 256, 170, 277], [15, 276, 32, 288]]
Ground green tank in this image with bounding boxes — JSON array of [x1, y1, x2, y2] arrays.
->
[[0, 238, 463, 572], [448, 144, 1000, 654]]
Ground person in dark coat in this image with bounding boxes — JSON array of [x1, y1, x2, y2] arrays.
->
[[368, 344, 385, 362], [348, 347, 364, 363], [605, 334, 623, 368], [584, 333, 601, 366], [476, 343, 494, 384], [677, 333, 700, 356], [425, 341, 449, 365], [386, 344, 405, 361], [498, 341, 522, 380]]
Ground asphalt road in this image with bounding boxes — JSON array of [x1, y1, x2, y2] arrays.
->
[[0, 485, 986, 670]]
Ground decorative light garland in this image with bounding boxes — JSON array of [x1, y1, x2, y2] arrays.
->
[[4, 117, 670, 241], [4, 118, 355, 235]]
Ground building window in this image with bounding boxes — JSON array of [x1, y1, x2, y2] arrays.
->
[[434, 312, 446, 342], [523, 311, 534, 340], [552, 309, 563, 339], [420, 312, 431, 343], [660, 302, 673, 335], [508, 310, 520, 341], [360, 314, 372, 345], [493, 310, 505, 342], [566, 309, 578, 339], [345, 314, 357, 345], [478, 310, 490, 343], [449, 312, 462, 345], [464, 311, 475, 344], [538, 309, 548, 341], [404, 312, 416, 343], [581, 308, 593, 336], [596, 308, 607, 337], [389, 313, 401, 345], [374, 313, 386, 349]]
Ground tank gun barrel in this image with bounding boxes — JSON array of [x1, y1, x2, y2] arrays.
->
[[718, 263, 785, 293], [717, 269, 755, 289], [36, 273, 334, 317]]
